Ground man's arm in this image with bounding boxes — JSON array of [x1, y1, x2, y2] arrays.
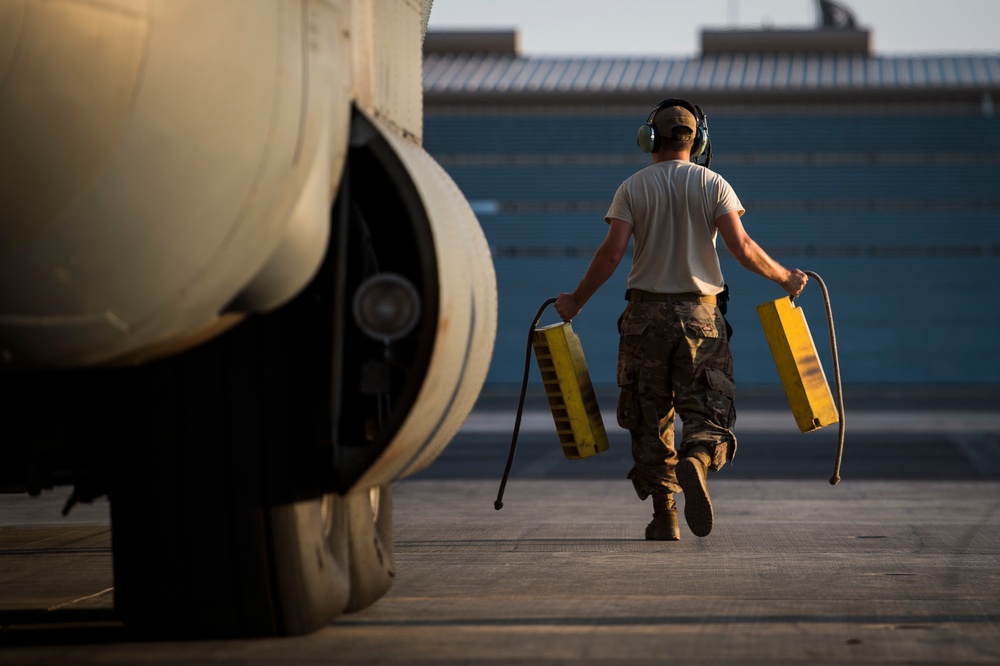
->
[[554, 218, 632, 320], [716, 211, 808, 297]]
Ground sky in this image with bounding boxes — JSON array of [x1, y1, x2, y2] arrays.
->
[[426, 0, 1000, 57]]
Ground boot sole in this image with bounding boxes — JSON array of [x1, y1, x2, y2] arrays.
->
[[677, 458, 714, 537]]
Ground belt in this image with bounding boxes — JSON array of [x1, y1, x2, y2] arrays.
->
[[625, 289, 716, 304]]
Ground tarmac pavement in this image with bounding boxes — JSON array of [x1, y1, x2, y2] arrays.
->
[[1, 385, 998, 664]]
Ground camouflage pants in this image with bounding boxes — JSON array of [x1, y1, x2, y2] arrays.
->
[[617, 300, 738, 500]]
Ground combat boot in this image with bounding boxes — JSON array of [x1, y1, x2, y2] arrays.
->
[[644, 493, 679, 541], [677, 447, 714, 537]]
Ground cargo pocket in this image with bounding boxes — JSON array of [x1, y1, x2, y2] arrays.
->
[[616, 319, 647, 431], [704, 367, 736, 429], [616, 320, 647, 386]]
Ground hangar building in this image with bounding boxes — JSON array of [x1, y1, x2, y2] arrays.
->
[[421, 17, 1000, 389]]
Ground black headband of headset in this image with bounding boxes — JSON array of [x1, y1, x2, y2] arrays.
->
[[646, 98, 700, 127]]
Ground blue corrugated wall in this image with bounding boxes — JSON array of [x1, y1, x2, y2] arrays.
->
[[424, 110, 1000, 387]]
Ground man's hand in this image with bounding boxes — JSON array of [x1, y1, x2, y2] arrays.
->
[[554, 292, 582, 321], [782, 269, 809, 298]]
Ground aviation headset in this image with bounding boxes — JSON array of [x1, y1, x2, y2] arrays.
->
[[637, 98, 712, 167]]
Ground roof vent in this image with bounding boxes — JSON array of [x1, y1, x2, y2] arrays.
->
[[424, 30, 518, 56], [702, 0, 869, 55], [700, 28, 871, 55]]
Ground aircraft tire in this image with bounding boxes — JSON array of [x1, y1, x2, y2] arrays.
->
[[108, 301, 353, 638], [344, 484, 395, 613]]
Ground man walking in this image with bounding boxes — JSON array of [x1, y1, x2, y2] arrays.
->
[[554, 99, 807, 540]]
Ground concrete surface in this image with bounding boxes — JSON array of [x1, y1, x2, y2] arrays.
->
[[1, 385, 999, 664]]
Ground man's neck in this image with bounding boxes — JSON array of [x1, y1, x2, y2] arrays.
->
[[653, 149, 690, 164]]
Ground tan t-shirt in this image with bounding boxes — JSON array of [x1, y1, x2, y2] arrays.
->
[[605, 160, 745, 296]]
